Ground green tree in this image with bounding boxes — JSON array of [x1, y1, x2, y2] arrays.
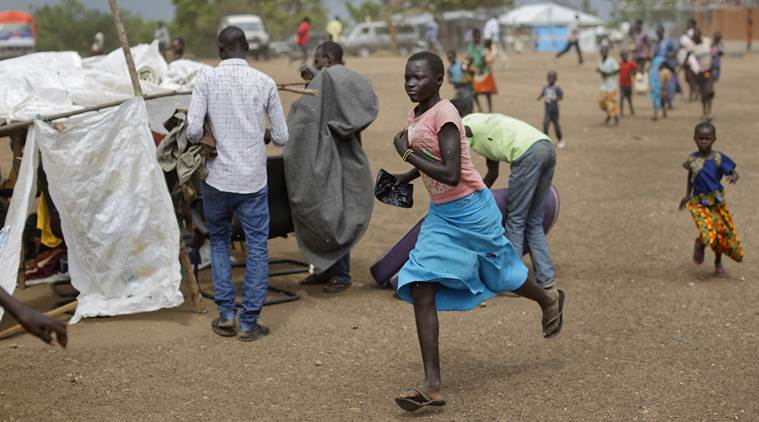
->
[[347, 0, 382, 24], [34, 0, 156, 55]]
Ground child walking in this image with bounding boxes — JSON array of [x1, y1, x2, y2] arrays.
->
[[537, 70, 565, 148], [596, 46, 620, 125], [446, 50, 474, 117], [618, 51, 637, 117], [390, 51, 565, 412], [679, 121, 742, 274]]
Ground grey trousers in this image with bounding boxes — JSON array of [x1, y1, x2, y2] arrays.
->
[[505, 140, 556, 285]]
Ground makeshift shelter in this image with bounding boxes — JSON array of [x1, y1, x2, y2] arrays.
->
[[499, 2, 603, 52], [0, 41, 210, 325]]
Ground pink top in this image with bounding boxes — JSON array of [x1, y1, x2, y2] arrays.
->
[[407, 99, 486, 204]]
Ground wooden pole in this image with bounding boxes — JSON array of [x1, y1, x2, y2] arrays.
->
[[179, 241, 206, 313], [0, 300, 78, 340], [108, 0, 143, 97]]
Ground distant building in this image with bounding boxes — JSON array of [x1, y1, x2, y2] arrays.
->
[[692, 1, 757, 45]]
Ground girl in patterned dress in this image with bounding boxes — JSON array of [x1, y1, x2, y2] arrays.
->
[[679, 121, 742, 274]]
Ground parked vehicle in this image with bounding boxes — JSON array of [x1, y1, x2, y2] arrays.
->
[[0, 11, 35, 60], [344, 21, 427, 57], [219, 14, 270, 59]]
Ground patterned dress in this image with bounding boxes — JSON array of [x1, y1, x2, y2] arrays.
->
[[683, 152, 743, 262]]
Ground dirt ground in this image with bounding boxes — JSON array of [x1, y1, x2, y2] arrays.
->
[[1, 50, 758, 421]]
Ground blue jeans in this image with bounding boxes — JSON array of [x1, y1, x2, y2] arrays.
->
[[201, 182, 269, 332], [322, 253, 351, 284], [505, 140, 556, 285]]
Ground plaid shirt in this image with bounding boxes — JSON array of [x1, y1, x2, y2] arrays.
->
[[187, 58, 288, 194]]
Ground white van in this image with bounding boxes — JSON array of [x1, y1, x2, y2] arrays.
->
[[219, 15, 270, 59], [344, 21, 427, 57]]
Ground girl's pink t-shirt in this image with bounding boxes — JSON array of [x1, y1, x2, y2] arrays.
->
[[407, 99, 486, 204]]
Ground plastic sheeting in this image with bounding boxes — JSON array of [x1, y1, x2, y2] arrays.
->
[[0, 41, 208, 123], [34, 97, 183, 323], [0, 132, 38, 323]]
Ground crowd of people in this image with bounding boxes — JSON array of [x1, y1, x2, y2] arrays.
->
[[2, 13, 745, 416], [594, 18, 725, 123]]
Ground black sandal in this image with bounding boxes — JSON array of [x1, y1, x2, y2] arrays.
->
[[239, 324, 270, 342], [322, 279, 351, 294], [395, 388, 446, 412], [211, 318, 237, 337], [543, 290, 566, 339]]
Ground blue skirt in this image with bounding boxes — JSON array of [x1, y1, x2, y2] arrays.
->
[[396, 189, 528, 311]]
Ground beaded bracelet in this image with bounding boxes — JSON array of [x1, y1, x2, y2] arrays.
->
[[401, 148, 414, 162]]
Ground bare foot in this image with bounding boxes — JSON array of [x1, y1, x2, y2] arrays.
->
[[693, 239, 705, 265], [715, 264, 728, 276]]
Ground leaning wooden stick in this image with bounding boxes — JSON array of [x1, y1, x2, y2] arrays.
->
[[278, 86, 318, 96], [108, 0, 142, 97]]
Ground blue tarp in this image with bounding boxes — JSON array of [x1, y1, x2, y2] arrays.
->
[[532, 25, 568, 52]]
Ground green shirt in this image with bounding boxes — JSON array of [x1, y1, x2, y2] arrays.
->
[[462, 113, 549, 163]]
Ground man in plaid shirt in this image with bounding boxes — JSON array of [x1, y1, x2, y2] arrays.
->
[[187, 26, 288, 342]]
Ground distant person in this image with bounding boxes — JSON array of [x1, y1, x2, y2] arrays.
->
[[748, 12, 753, 53], [537, 70, 564, 148], [425, 19, 443, 54], [90, 32, 105, 56], [654, 24, 679, 109], [472, 34, 498, 113], [556, 14, 583, 64], [154, 21, 171, 59], [679, 19, 700, 102], [631, 19, 650, 71], [596, 45, 620, 125], [390, 52, 564, 412], [326, 16, 342, 43], [0, 287, 67, 347], [297, 17, 311, 64], [680, 121, 742, 274], [171, 37, 190, 61], [711, 31, 725, 82], [618, 50, 637, 116], [691, 28, 714, 120], [186, 26, 289, 342], [649, 50, 667, 121], [446, 50, 474, 117], [483, 15, 506, 52]]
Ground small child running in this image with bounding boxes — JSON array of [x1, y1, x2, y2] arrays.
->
[[679, 121, 743, 274], [618, 51, 638, 117], [537, 70, 565, 148]]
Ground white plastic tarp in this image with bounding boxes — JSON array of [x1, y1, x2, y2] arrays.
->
[[0, 41, 209, 123], [500, 3, 603, 26], [34, 97, 183, 323], [0, 133, 38, 322]]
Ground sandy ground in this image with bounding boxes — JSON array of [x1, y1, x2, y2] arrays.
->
[[1, 50, 758, 421]]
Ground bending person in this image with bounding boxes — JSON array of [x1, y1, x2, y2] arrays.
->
[[453, 105, 559, 289], [285, 42, 379, 293], [390, 52, 565, 412]]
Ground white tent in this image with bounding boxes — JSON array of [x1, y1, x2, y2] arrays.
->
[[499, 2, 603, 27]]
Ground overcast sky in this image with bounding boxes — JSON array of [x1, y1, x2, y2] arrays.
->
[[8, 0, 612, 22]]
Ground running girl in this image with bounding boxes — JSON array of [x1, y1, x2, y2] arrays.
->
[[390, 51, 565, 412], [679, 121, 743, 274]]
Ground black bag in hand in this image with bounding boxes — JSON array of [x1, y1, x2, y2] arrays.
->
[[374, 169, 414, 208]]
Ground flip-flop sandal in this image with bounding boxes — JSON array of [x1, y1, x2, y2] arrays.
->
[[543, 289, 565, 339], [322, 279, 351, 294], [239, 324, 270, 342], [299, 273, 331, 286], [395, 388, 446, 412], [211, 318, 237, 337]]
